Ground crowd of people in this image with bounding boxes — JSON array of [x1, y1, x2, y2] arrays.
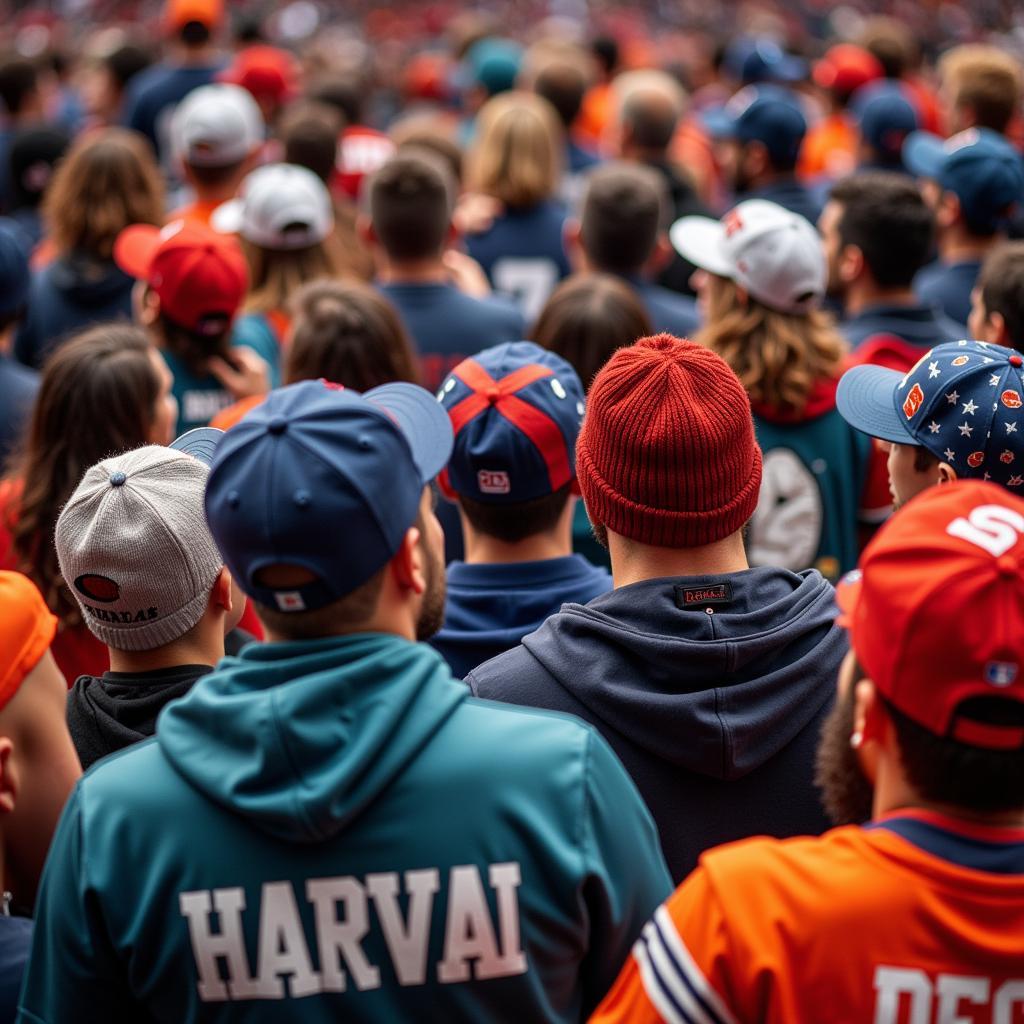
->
[[1, 0, 1024, 1020]]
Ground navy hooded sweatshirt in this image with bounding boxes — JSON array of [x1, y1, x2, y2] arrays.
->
[[467, 567, 846, 881]]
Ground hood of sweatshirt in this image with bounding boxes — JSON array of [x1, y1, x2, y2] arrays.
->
[[49, 251, 134, 307], [158, 633, 466, 843], [518, 567, 844, 781]]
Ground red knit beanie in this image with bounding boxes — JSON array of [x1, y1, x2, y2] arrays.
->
[[577, 333, 763, 547]]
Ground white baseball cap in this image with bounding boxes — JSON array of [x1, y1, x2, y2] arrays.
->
[[669, 199, 825, 315], [171, 84, 264, 169], [212, 163, 334, 251]]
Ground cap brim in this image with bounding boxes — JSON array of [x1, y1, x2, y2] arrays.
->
[[365, 382, 454, 483], [902, 130, 947, 180], [211, 199, 245, 235], [113, 224, 162, 280], [701, 107, 738, 140], [669, 216, 733, 277], [835, 569, 862, 628], [836, 364, 917, 445], [772, 55, 808, 83], [170, 427, 224, 467]]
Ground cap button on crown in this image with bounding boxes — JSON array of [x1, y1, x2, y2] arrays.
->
[[268, 417, 288, 435], [486, 386, 501, 403], [109, 471, 127, 487], [1010, 355, 1023, 368]]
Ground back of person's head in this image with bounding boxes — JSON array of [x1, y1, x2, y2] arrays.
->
[[438, 341, 585, 544], [976, 241, 1024, 351], [0, 571, 81, 908], [165, 0, 223, 48], [278, 100, 343, 184], [580, 161, 666, 275], [828, 171, 934, 288], [614, 69, 686, 153], [832, 481, 1024, 820], [592, 35, 620, 78], [466, 90, 561, 209], [578, 334, 762, 551], [390, 114, 464, 186], [9, 125, 69, 212], [286, 278, 419, 388], [857, 16, 918, 78], [534, 58, 590, 130], [5, 325, 168, 625], [531, 272, 652, 390], [43, 128, 164, 261], [104, 43, 153, 94], [0, 56, 38, 118], [205, 379, 453, 641], [940, 44, 1022, 134], [368, 150, 455, 262], [56, 444, 234, 654], [211, 162, 336, 316], [308, 74, 364, 126]]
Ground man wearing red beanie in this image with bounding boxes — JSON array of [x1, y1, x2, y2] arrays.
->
[[468, 334, 847, 881]]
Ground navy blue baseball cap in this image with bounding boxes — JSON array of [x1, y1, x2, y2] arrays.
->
[[205, 379, 453, 612], [438, 341, 585, 505], [704, 85, 807, 168], [838, 341, 1024, 487], [0, 219, 30, 318], [852, 81, 919, 166], [903, 128, 1024, 234], [722, 38, 807, 86]]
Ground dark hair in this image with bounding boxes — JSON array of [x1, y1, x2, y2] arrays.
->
[[979, 242, 1024, 350], [580, 163, 665, 275], [279, 101, 344, 184], [186, 157, 247, 187], [914, 444, 940, 473], [391, 117, 464, 186], [881, 693, 1024, 813], [534, 62, 588, 128], [830, 172, 935, 288], [459, 483, 572, 543], [9, 125, 69, 210], [369, 152, 453, 262], [591, 36, 619, 76], [105, 44, 153, 92], [4, 325, 160, 626], [531, 273, 652, 390], [286, 278, 420, 388], [179, 20, 212, 48], [0, 57, 38, 117], [309, 76, 363, 126], [156, 308, 232, 378]]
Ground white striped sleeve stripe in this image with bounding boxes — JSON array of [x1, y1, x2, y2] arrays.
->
[[654, 906, 739, 1024], [642, 922, 720, 1024], [632, 929, 692, 1024]]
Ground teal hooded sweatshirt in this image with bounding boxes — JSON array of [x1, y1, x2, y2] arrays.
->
[[18, 634, 670, 1023]]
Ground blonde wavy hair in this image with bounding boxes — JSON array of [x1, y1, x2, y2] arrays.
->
[[694, 275, 847, 414], [466, 91, 562, 209]]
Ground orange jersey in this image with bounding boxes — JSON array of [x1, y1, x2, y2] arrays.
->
[[798, 113, 858, 182], [591, 810, 1024, 1024], [166, 199, 223, 229]]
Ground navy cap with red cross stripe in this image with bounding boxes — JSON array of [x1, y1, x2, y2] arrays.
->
[[438, 342, 586, 504]]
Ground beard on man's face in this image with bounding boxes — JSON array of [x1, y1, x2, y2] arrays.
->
[[415, 537, 447, 642], [814, 683, 875, 826]]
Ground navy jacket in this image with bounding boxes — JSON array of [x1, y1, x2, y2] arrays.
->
[[631, 279, 700, 338], [741, 177, 823, 226], [431, 555, 612, 679], [914, 259, 982, 327], [468, 567, 845, 881], [14, 254, 134, 369], [841, 301, 965, 353]]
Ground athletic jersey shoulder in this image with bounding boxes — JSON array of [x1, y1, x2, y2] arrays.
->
[[591, 814, 1024, 1024]]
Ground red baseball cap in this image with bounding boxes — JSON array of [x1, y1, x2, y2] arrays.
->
[[837, 480, 1024, 750], [219, 46, 299, 107], [813, 44, 883, 97], [114, 220, 248, 335]]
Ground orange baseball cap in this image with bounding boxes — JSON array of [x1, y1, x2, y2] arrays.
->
[[165, 0, 224, 31], [0, 571, 57, 712]]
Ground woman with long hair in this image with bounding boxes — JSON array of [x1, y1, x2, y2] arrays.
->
[[14, 128, 164, 368], [210, 278, 420, 430], [0, 324, 176, 681], [463, 91, 570, 321], [213, 162, 345, 352], [675, 200, 875, 579]]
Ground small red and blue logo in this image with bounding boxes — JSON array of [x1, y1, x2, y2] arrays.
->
[[74, 574, 120, 604]]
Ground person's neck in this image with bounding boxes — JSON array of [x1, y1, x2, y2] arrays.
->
[[843, 282, 918, 318], [623, 144, 670, 167], [742, 168, 789, 193], [192, 181, 241, 207], [607, 529, 749, 588], [938, 225, 996, 266], [172, 43, 219, 68], [378, 255, 449, 286], [107, 629, 224, 674], [461, 506, 574, 566]]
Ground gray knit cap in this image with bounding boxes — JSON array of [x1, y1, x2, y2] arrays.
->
[[55, 446, 223, 651]]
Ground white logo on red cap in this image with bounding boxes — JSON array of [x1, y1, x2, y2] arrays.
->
[[947, 504, 1024, 557]]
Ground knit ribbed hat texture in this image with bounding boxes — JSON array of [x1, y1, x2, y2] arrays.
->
[[577, 333, 763, 547]]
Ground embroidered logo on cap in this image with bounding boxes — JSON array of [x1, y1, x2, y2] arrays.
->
[[985, 661, 1018, 687], [478, 470, 511, 495], [903, 383, 925, 419], [74, 574, 121, 603], [274, 591, 306, 612]]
